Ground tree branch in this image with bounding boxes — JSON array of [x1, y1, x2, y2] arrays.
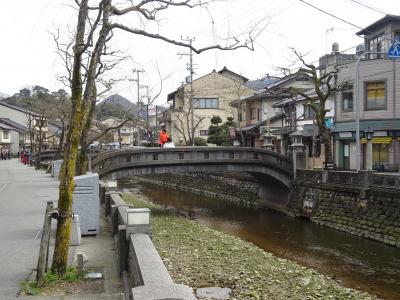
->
[[110, 23, 254, 54]]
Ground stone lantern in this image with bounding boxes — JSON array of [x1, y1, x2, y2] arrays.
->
[[289, 130, 305, 177], [290, 130, 304, 150], [262, 130, 274, 151]]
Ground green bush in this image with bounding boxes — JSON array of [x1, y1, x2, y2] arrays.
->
[[194, 137, 207, 146]]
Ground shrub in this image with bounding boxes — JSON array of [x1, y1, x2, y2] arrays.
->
[[194, 137, 207, 146]]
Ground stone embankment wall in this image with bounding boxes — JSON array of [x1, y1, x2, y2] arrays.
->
[[290, 170, 400, 247], [133, 172, 260, 206]]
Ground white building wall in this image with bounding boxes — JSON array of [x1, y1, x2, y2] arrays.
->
[[336, 60, 400, 122]]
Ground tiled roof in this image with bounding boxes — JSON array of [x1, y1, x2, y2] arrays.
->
[[0, 118, 28, 132], [0, 123, 13, 130], [0, 102, 40, 117], [356, 15, 400, 36], [245, 76, 281, 90]]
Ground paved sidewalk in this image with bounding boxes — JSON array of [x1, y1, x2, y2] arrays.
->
[[0, 159, 59, 299], [0, 159, 123, 300]]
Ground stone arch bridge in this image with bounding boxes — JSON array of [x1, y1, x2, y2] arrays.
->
[[91, 147, 293, 207]]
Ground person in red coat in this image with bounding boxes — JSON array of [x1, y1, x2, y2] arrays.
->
[[159, 128, 169, 147]]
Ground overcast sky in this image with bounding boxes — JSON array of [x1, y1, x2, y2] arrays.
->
[[0, 0, 398, 105]]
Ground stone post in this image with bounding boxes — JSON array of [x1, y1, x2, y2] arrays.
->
[[36, 201, 53, 286], [117, 225, 128, 277], [366, 140, 373, 171]]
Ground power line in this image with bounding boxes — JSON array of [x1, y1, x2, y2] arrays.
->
[[345, 0, 400, 23], [298, 0, 396, 43], [346, 0, 389, 16], [298, 0, 365, 31]]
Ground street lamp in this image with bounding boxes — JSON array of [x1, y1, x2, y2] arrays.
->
[[364, 127, 374, 171], [126, 208, 151, 239], [364, 127, 374, 141]]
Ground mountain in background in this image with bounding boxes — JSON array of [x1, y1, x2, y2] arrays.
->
[[0, 92, 9, 99], [96, 94, 138, 120]]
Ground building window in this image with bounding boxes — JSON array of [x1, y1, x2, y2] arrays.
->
[[193, 98, 219, 109], [2, 130, 9, 140], [250, 108, 256, 120], [257, 108, 261, 121], [239, 106, 245, 122], [365, 82, 385, 110], [342, 87, 353, 111], [200, 130, 209, 136], [372, 144, 389, 170], [303, 105, 316, 119], [367, 34, 384, 59]]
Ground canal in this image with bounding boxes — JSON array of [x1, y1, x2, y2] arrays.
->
[[118, 178, 400, 300]]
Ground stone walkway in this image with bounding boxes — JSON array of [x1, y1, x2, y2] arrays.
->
[[0, 159, 123, 300], [0, 159, 59, 299]]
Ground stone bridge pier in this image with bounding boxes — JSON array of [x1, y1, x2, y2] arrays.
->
[[251, 173, 291, 210]]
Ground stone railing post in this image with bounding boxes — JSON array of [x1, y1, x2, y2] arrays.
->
[[358, 170, 373, 189], [99, 182, 106, 205], [117, 225, 128, 277], [104, 192, 111, 217]]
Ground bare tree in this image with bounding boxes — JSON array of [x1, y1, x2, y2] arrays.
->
[[227, 80, 256, 146], [171, 105, 206, 145], [287, 49, 337, 162], [25, 110, 35, 156], [52, 0, 259, 275]]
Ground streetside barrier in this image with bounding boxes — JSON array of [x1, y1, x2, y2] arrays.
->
[[99, 181, 196, 300], [296, 169, 400, 189]]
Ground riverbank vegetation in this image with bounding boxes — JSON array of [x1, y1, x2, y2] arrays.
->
[[123, 193, 376, 300]]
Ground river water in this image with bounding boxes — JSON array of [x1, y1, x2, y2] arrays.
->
[[118, 178, 400, 300]]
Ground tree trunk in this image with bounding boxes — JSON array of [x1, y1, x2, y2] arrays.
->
[[78, 88, 96, 176], [322, 129, 332, 162], [51, 102, 83, 274], [78, 135, 88, 175], [57, 123, 65, 156], [118, 129, 122, 149], [51, 0, 89, 275], [37, 125, 43, 169], [28, 113, 34, 155]]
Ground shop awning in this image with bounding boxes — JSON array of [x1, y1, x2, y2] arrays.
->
[[361, 137, 392, 144], [332, 119, 400, 132]]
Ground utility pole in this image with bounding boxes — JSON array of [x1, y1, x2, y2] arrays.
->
[[132, 69, 145, 105], [178, 37, 195, 146], [139, 84, 151, 144], [130, 69, 145, 146]]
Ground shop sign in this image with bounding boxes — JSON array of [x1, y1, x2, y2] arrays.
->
[[339, 132, 352, 138]]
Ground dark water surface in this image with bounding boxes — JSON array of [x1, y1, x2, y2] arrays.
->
[[118, 178, 400, 300]]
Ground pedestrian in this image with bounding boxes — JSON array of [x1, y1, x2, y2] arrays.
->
[[163, 137, 175, 148], [0, 150, 3, 161], [159, 128, 168, 147]]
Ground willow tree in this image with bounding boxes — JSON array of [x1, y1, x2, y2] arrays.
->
[[52, 0, 258, 275], [287, 50, 337, 162]]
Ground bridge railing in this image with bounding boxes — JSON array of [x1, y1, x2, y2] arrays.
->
[[92, 147, 292, 176], [296, 169, 400, 189]]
